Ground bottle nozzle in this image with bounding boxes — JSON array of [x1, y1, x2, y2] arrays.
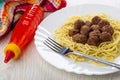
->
[[4, 50, 15, 63]]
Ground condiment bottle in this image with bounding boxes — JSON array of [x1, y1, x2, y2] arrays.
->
[[4, 4, 44, 63]]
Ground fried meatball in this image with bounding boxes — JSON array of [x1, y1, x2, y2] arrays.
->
[[69, 29, 79, 36], [74, 19, 85, 29], [89, 30, 101, 37], [98, 19, 110, 28], [85, 20, 92, 27], [101, 25, 114, 35], [80, 25, 91, 35], [87, 36, 100, 46], [91, 25, 101, 31], [92, 16, 101, 24], [100, 32, 112, 42], [73, 34, 87, 44]]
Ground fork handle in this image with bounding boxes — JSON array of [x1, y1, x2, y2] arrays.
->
[[70, 51, 120, 70]]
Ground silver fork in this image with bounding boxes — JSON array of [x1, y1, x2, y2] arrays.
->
[[43, 37, 120, 70]]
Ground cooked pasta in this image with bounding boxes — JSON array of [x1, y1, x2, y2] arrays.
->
[[54, 13, 120, 65]]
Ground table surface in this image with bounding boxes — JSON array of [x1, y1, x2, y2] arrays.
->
[[1, 0, 120, 80]]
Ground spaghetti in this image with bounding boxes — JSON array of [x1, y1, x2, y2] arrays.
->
[[54, 13, 120, 65]]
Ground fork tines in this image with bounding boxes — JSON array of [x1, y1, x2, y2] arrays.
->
[[43, 37, 63, 53]]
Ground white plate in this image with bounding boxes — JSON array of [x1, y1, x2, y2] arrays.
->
[[34, 4, 120, 75]]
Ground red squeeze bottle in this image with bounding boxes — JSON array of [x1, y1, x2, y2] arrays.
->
[[4, 4, 44, 63]]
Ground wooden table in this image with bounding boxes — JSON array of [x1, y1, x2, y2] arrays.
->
[[0, 0, 120, 80]]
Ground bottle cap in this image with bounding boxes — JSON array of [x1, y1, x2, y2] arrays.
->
[[4, 43, 21, 63]]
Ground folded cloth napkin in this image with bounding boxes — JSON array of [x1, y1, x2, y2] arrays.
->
[[5, 0, 66, 11], [0, 0, 66, 39]]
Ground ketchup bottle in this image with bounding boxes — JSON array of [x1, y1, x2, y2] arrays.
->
[[4, 4, 44, 63]]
